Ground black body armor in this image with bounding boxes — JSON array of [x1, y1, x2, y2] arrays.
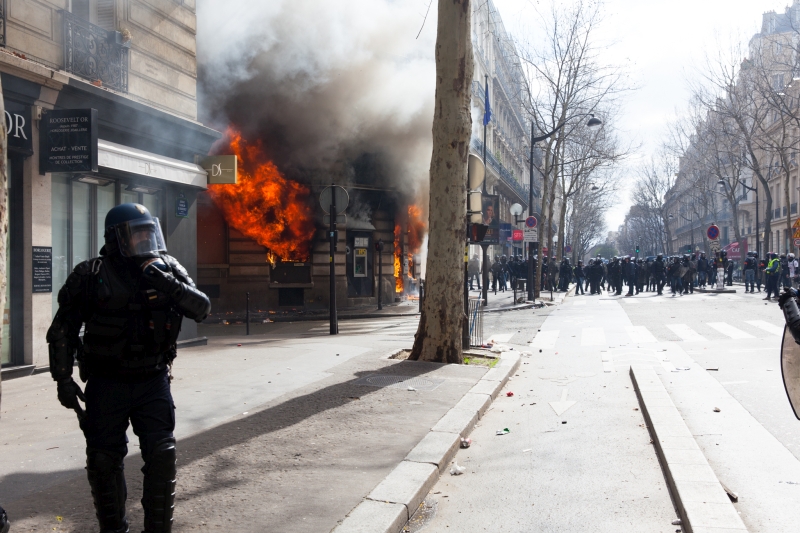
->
[[48, 253, 210, 381]]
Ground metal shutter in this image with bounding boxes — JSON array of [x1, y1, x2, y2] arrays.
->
[[97, 0, 116, 30]]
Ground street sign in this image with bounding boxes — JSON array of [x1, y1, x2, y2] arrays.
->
[[794, 228, 800, 239], [565, 245, 572, 253], [707, 225, 720, 241], [512, 229, 524, 241], [319, 185, 349, 214], [793, 218, 800, 229], [523, 227, 538, 243], [525, 216, 538, 229], [710, 240, 721, 252], [794, 238, 800, 247]]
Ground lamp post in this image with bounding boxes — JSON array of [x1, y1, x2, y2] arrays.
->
[[528, 114, 602, 302], [718, 178, 759, 257]]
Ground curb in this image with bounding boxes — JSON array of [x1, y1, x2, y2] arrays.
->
[[695, 288, 737, 294], [630, 365, 748, 533], [331, 351, 522, 533]]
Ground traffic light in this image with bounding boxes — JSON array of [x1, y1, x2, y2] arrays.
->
[[635, 245, 640, 254], [686, 245, 691, 253]]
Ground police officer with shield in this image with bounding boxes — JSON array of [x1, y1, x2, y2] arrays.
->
[[48, 204, 211, 533]]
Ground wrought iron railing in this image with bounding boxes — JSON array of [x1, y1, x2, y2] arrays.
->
[[0, 0, 6, 47], [62, 10, 128, 92], [471, 138, 531, 203]]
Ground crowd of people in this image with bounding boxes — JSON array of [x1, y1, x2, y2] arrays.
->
[[467, 250, 800, 301]]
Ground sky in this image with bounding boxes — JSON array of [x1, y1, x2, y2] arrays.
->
[[473, 0, 792, 231]]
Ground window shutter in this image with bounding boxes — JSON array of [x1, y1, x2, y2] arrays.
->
[[97, 0, 116, 30]]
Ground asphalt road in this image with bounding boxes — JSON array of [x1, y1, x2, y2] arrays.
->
[[419, 287, 800, 533]]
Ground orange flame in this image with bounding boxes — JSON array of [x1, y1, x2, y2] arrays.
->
[[394, 223, 403, 293], [208, 128, 316, 261]]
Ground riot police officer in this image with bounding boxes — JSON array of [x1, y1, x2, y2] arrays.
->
[[48, 204, 211, 533], [652, 253, 666, 295]]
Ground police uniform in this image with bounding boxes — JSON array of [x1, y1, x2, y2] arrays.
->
[[48, 204, 211, 533]]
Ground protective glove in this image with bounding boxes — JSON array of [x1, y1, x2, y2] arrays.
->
[[56, 377, 86, 411], [141, 259, 181, 296]]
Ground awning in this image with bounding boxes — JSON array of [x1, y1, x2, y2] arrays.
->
[[98, 139, 208, 189]]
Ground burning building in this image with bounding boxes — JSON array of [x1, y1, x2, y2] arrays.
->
[[195, 135, 426, 315], [195, 0, 434, 317]]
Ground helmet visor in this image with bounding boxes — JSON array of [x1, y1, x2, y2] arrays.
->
[[115, 217, 166, 257]]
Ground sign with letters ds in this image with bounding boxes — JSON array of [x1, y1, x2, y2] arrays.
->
[[201, 155, 238, 184], [39, 109, 98, 173]]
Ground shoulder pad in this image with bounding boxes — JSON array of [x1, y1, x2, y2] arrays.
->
[[72, 259, 95, 276]]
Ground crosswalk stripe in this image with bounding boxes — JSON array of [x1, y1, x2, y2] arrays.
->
[[625, 325, 657, 343], [665, 324, 707, 342], [531, 330, 559, 349], [707, 322, 755, 340], [621, 299, 639, 304], [581, 327, 606, 346], [745, 320, 784, 336]]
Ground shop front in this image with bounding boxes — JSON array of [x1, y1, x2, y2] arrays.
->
[[0, 72, 219, 376]]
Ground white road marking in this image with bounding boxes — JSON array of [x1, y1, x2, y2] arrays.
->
[[531, 330, 560, 349], [625, 325, 658, 343], [573, 301, 586, 307], [665, 324, 707, 342], [745, 320, 784, 336], [707, 322, 755, 340], [549, 388, 577, 416], [621, 299, 639, 304], [581, 327, 606, 346]]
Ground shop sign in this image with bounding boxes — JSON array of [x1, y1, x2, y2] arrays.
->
[[201, 155, 238, 184], [176, 192, 189, 218], [32, 246, 52, 293], [512, 229, 524, 241], [5, 101, 32, 155], [39, 109, 98, 173]]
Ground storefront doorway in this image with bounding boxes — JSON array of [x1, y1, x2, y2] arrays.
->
[[2, 155, 25, 367]]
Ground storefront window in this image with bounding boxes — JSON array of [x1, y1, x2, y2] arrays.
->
[[51, 176, 163, 317], [96, 183, 115, 252], [3, 157, 24, 366]]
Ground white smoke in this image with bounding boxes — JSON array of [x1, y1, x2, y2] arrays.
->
[[196, 0, 438, 198]]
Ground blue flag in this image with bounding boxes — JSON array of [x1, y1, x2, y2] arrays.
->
[[483, 84, 492, 126]]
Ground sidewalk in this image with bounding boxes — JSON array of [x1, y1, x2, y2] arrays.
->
[[1, 316, 523, 533]]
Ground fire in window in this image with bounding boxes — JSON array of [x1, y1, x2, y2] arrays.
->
[[354, 248, 367, 277]]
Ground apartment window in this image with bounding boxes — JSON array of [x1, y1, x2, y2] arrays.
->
[[70, 0, 115, 30], [774, 74, 785, 91]]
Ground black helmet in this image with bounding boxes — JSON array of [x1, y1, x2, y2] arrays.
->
[[104, 203, 166, 259]]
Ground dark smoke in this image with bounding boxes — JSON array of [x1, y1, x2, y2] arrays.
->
[[196, 0, 437, 198]]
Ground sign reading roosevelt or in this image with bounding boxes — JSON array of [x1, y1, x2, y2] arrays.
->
[[32, 246, 52, 293], [39, 109, 98, 173]]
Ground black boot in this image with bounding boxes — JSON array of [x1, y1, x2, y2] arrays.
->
[[86, 449, 129, 533], [142, 438, 177, 533]]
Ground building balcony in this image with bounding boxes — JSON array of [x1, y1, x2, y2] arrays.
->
[[62, 10, 129, 93], [471, 138, 533, 203]]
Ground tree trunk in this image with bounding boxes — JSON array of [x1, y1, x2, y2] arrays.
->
[[0, 81, 7, 410], [409, 0, 472, 364]]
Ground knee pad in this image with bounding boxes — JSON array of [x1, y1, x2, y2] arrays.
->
[[87, 448, 124, 477]]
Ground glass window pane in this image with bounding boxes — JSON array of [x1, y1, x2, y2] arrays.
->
[[142, 191, 160, 219], [97, 183, 115, 252], [52, 175, 70, 318], [72, 181, 92, 268], [120, 189, 138, 205]]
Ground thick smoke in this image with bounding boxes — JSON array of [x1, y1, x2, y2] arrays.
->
[[196, 0, 437, 199]]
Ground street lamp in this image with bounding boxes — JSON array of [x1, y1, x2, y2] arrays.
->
[[527, 113, 602, 301], [718, 179, 759, 257]]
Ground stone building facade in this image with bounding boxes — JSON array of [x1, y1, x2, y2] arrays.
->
[[0, 1, 219, 376]]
